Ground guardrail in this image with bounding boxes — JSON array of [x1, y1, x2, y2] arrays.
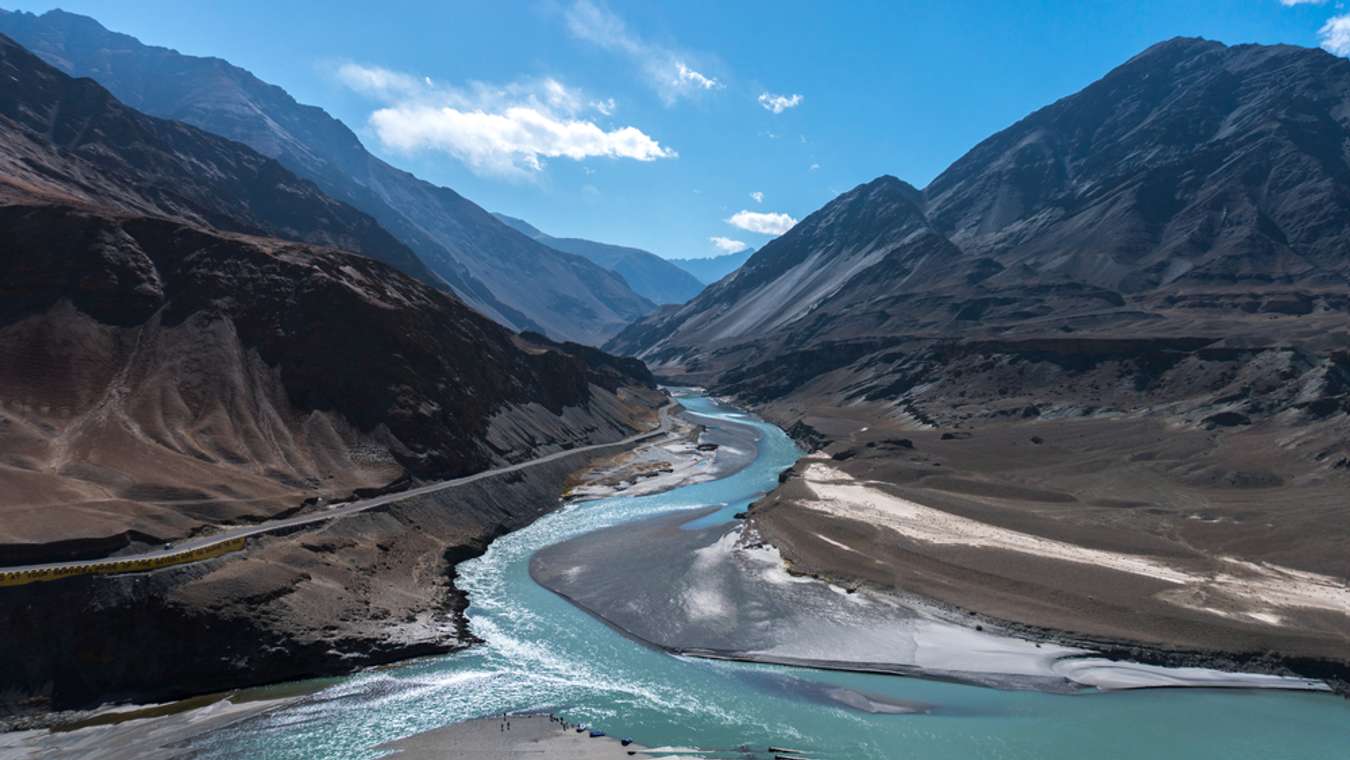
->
[[0, 537, 246, 588]]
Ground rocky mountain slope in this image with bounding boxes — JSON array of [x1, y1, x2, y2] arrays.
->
[[611, 37, 1350, 421], [609, 38, 1350, 675], [0, 33, 435, 285], [494, 213, 705, 305], [0, 8, 656, 345], [667, 248, 756, 285], [0, 30, 661, 552], [0, 30, 664, 714]]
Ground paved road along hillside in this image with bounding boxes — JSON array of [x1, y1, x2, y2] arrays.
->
[[0, 404, 675, 585]]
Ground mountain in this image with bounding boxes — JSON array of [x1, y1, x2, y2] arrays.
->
[[0, 8, 656, 345], [0, 31, 664, 710], [0, 30, 437, 285], [667, 248, 756, 285], [494, 213, 705, 304], [611, 38, 1350, 403], [609, 37, 1350, 679], [0, 29, 660, 537]]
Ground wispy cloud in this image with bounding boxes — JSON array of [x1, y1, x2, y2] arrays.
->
[[758, 92, 803, 114], [565, 0, 722, 104], [709, 236, 748, 253], [1320, 14, 1350, 56], [1280, 0, 1326, 6], [677, 62, 719, 90], [750, 191, 764, 204], [727, 210, 797, 236], [336, 64, 674, 179]]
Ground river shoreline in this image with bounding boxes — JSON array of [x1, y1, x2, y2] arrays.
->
[[0, 401, 718, 751], [532, 506, 1336, 696], [8, 393, 1347, 758], [535, 395, 1346, 696]]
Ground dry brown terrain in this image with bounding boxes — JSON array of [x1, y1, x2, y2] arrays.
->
[[749, 402, 1350, 678]]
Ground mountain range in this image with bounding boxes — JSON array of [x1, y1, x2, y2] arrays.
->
[[612, 37, 1350, 422], [665, 248, 757, 285], [0, 28, 665, 710], [0, 30, 659, 560], [0, 8, 655, 345], [609, 36, 1350, 677], [4, 10, 1350, 716], [493, 213, 705, 305]]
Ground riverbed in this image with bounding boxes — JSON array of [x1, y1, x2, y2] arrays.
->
[[15, 392, 1350, 759]]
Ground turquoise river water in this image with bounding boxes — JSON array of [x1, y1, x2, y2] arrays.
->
[[191, 393, 1350, 759]]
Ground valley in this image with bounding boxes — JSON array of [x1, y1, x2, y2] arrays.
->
[[1, 5, 1348, 759]]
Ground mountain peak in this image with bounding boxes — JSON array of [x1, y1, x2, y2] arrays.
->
[[854, 174, 921, 198], [1130, 35, 1225, 60]]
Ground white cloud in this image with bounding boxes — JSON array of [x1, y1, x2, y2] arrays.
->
[[809, 163, 821, 171], [337, 63, 673, 178], [369, 105, 675, 177], [1320, 14, 1350, 56], [337, 63, 424, 100], [565, 1, 721, 104], [750, 191, 764, 204], [677, 62, 719, 90], [1280, 0, 1326, 6], [727, 210, 797, 236], [709, 236, 748, 253], [758, 92, 803, 114]]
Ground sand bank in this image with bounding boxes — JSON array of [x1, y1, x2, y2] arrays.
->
[[794, 462, 1350, 627]]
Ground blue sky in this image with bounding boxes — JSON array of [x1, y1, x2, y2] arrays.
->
[[7, 1, 1347, 258]]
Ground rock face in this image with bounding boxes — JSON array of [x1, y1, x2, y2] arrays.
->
[[0, 9, 656, 345], [494, 213, 705, 305]]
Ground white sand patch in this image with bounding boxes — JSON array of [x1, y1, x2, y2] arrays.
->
[[739, 542, 821, 589], [798, 463, 1192, 583], [797, 463, 1350, 625], [814, 532, 861, 554], [567, 435, 718, 502], [1052, 659, 1329, 691]]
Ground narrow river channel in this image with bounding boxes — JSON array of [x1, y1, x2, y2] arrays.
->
[[188, 392, 1350, 759]]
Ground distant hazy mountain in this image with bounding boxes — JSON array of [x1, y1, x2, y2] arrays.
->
[[666, 249, 756, 285], [610, 37, 1350, 430], [0, 8, 655, 345], [493, 213, 704, 305]]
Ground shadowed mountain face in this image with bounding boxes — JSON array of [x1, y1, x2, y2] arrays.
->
[[923, 37, 1350, 292], [0, 8, 655, 345], [667, 248, 756, 285], [0, 32, 435, 285], [494, 213, 706, 305], [609, 37, 1350, 429], [0, 33, 660, 552]]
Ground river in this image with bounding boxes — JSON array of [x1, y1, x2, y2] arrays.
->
[[177, 392, 1350, 759]]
